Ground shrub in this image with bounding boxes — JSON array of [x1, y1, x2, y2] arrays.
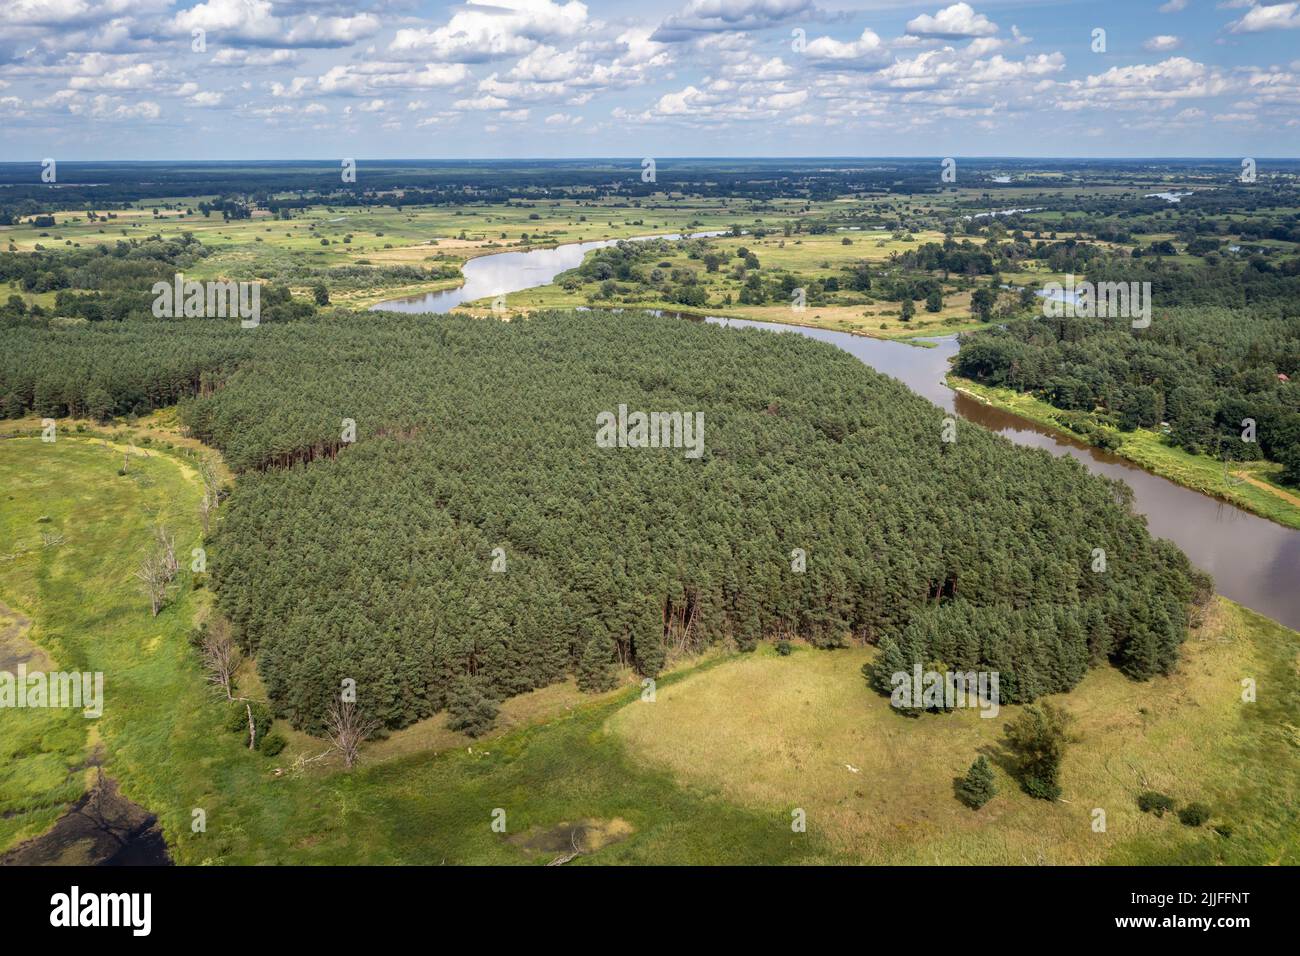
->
[[956, 755, 997, 809], [226, 699, 273, 748], [261, 733, 287, 757], [1005, 702, 1073, 801], [775, 640, 792, 656], [1178, 802, 1211, 827], [1137, 791, 1176, 818]]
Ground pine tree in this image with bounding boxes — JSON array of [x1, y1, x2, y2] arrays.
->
[[1004, 702, 1073, 801], [446, 676, 499, 737], [866, 636, 911, 696], [956, 755, 996, 809], [576, 633, 618, 693], [633, 617, 666, 678]]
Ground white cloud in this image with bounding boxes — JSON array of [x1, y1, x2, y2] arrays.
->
[[4, 0, 169, 27], [652, 0, 816, 43], [905, 3, 998, 40], [1143, 35, 1182, 52], [1228, 2, 1300, 32], [759, 89, 807, 109], [454, 94, 511, 110], [803, 28, 889, 69], [1065, 57, 1233, 104], [212, 49, 299, 68], [389, 0, 589, 63], [68, 62, 154, 90], [314, 63, 471, 96], [171, 0, 379, 50], [53, 91, 162, 120]]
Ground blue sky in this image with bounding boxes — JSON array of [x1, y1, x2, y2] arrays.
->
[[1, 0, 1298, 159]]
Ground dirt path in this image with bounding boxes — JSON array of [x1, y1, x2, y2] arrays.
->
[[1232, 471, 1300, 508]]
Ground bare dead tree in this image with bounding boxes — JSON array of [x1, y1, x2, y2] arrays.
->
[[326, 698, 380, 770], [199, 618, 240, 701], [134, 551, 169, 616], [198, 490, 215, 535], [547, 826, 586, 866], [197, 457, 222, 534], [154, 525, 178, 580]]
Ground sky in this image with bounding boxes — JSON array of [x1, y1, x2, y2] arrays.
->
[[1, 0, 1299, 160]]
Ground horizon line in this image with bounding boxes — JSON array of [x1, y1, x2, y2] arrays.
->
[[1, 155, 1298, 164]]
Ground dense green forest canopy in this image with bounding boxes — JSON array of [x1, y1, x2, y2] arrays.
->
[[0, 308, 1206, 732], [953, 256, 1300, 484]]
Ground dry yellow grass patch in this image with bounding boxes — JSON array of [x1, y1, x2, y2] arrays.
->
[[609, 600, 1262, 864], [363, 678, 594, 762]]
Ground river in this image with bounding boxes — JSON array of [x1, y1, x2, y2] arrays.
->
[[372, 239, 1300, 630], [372, 231, 726, 314]]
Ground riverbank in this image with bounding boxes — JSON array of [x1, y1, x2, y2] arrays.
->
[[949, 375, 1300, 531], [364, 228, 1002, 341]]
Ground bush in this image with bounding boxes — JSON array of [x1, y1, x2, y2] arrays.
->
[[956, 755, 997, 809], [775, 640, 792, 656], [1137, 790, 1176, 818], [261, 733, 287, 757], [1178, 802, 1211, 827], [445, 677, 499, 738], [1005, 702, 1072, 801], [225, 699, 273, 748]]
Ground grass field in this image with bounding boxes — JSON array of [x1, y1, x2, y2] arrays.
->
[[610, 601, 1300, 865], [950, 375, 1300, 531], [2, 432, 1297, 864]]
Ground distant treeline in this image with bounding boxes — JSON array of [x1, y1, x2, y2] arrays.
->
[[0, 309, 1207, 733], [9, 158, 1295, 218]]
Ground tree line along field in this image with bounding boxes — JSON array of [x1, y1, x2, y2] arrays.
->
[[1, 434, 1295, 865], [6, 181, 1295, 351]]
